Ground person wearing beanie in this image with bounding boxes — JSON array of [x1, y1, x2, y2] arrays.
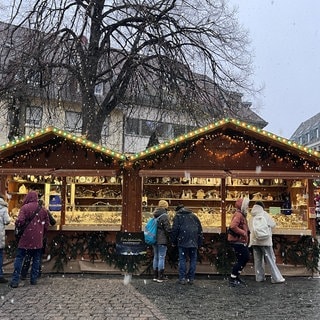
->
[[248, 201, 285, 284], [0, 193, 10, 283], [152, 199, 171, 283], [228, 197, 250, 286], [171, 204, 203, 285], [158, 200, 169, 209]]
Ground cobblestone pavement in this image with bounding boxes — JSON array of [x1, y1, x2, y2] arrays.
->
[[1, 274, 320, 320], [0, 275, 166, 320]]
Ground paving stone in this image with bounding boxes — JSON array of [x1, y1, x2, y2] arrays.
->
[[0, 274, 320, 319]]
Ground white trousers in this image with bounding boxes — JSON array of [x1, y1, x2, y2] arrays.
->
[[252, 245, 285, 283]]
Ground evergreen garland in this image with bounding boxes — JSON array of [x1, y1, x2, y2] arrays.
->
[[5, 233, 319, 275]]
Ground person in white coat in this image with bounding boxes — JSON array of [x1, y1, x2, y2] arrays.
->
[[248, 201, 285, 284], [0, 193, 11, 283]]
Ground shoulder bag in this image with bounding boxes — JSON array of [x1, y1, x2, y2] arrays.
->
[[14, 205, 42, 242]]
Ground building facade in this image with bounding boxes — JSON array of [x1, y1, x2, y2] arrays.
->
[[290, 112, 320, 152], [0, 22, 268, 154]]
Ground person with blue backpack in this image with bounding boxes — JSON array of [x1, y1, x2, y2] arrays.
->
[[151, 199, 171, 283]]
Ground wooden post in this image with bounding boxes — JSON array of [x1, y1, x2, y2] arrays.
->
[[307, 179, 316, 237], [221, 178, 226, 233], [121, 168, 142, 232]]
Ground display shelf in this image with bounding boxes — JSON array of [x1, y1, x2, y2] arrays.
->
[[61, 225, 121, 231], [6, 174, 123, 229], [273, 229, 312, 236], [5, 222, 60, 230], [142, 177, 310, 231], [64, 177, 122, 226], [64, 211, 121, 224]]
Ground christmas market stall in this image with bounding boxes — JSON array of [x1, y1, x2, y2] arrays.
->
[[0, 127, 129, 273], [126, 118, 320, 275], [1, 119, 320, 275]]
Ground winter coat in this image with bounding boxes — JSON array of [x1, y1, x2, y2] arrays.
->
[[227, 198, 250, 244], [248, 204, 276, 247], [171, 207, 203, 248], [0, 197, 10, 249], [15, 191, 49, 249], [153, 208, 171, 245]]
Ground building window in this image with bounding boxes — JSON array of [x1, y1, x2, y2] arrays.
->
[[26, 70, 41, 85], [100, 118, 110, 145], [301, 134, 308, 145], [125, 117, 195, 139], [64, 111, 82, 133], [157, 122, 172, 139], [172, 124, 197, 137], [125, 118, 140, 135], [141, 120, 157, 136], [94, 83, 104, 96], [25, 106, 43, 127]]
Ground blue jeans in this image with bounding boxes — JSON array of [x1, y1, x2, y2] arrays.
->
[[152, 244, 167, 270], [230, 243, 250, 277], [178, 247, 197, 281], [11, 248, 42, 285], [0, 248, 4, 277]]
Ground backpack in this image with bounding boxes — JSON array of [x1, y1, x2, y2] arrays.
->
[[144, 214, 164, 245], [252, 215, 270, 240]]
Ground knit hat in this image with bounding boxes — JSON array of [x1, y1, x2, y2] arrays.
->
[[255, 201, 265, 208], [158, 199, 169, 208], [175, 204, 184, 211]]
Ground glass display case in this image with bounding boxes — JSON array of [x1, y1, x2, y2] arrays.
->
[[142, 176, 310, 234], [6, 175, 122, 229], [6, 174, 310, 234]]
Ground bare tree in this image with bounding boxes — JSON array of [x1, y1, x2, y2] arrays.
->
[[0, 0, 254, 143]]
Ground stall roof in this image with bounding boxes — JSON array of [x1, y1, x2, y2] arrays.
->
[[1, 120, 319, 177], [126, 118, 320, 177], [128, 118, 320, 162], [0, 126, 125, 175], [0, 126, 125, 160]]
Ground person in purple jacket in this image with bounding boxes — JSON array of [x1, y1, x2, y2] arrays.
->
[[9, 191, 49, 288]]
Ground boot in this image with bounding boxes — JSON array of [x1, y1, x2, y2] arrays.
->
[[157, 269, 168, 283], [0, 277, 8, 283], [153, 269, 158, 282]]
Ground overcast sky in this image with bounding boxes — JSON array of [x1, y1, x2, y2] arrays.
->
[[229, 0, 320, 139]]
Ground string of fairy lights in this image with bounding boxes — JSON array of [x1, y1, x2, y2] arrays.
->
[[0, 119, 319, 170], [129, 119, 320, 161], [0, 126, 125, 161]]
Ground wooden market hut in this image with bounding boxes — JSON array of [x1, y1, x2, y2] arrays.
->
[[125, 118, 320, 237], [0, 127, 126, 234], [1, 119, 320, 274], [124, 118, 320, 275]]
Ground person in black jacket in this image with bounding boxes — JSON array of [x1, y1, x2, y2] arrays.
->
[[171, 204, 203, 285]]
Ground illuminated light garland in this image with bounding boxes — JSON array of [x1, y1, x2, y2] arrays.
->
[[2, 120, 318, 163], [0, 126, 125, 160], [131, 119, 320, 170]]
